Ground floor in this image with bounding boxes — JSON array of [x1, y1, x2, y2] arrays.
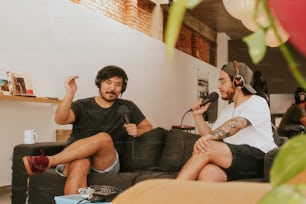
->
[[0, 186, 11, 204]]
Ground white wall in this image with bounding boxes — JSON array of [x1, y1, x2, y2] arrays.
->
[[216, 33, 231, 113], [0, 0, 219, 186]]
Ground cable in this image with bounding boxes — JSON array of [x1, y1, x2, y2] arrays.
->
[[180, 110, 190, 127], [77, 199, 88, 204]]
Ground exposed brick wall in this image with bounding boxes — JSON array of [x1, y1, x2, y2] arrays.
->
[[126, 0, 154, 36], [161, 10, 212, 64], [103, 0, 127, 25], [176, 26, 193, 55], [70, 0, 214, 64], [73, 0, 153, 36], [172, 23, 212, 64], [192, 33, 210, 63]]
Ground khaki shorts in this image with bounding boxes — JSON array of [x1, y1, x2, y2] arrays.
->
[[55, 151, 120, 177]]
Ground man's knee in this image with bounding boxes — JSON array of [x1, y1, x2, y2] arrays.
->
[[93, 132, 113, 145], [206, 141, 232, 160], [191, 141, 231, 167], [192, 142, 215, 160], [198, 164, 227, 182], [199, 164, 218, 175]]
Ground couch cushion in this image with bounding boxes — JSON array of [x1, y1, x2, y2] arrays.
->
[[133, 171, 177, 184], [28, 169, 142, 204], [28, 169, 66, 204], [158, 129, 200, 171], [120, 127, 168, 171], [88, 172, 141, 191]]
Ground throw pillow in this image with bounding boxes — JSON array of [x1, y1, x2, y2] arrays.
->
[[120, 127, 168, 171]]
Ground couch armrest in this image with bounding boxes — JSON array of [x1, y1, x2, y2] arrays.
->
[[11, 142, 66, 204], [264, 147, 281, 182], [279, 136, 288, 146], [278, 124, 305, 138]]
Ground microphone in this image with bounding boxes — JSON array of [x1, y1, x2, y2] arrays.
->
[[117, 105, 130, 124], [187, 92, 219, 112]]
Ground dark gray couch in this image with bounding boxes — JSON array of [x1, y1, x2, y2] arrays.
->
[[11, 127, 280, 204]]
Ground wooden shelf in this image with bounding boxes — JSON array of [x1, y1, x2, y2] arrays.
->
[[0, 95, 59, 104]]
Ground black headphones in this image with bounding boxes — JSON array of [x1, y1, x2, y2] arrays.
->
[[95, 66, 128, 94], [232, 60, 245, 89]]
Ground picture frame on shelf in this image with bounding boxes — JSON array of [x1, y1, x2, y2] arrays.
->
[[0, 78, 10, 95], [12, 73, 35, 97], [13, 75, 27, 95], [0, 67, 14, 95]]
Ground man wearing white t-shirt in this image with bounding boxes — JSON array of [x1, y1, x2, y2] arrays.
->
[[177, 61, 277, 181]]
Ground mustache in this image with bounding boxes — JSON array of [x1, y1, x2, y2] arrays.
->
[[106, 91, 116, 95]]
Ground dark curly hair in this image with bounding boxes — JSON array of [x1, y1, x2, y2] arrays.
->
[[95, 65, 128, 93]]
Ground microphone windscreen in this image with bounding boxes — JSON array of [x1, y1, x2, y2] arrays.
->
[[117, 105, 130, 123], [117, 105, 129, 114], [207, 92, 219, 102]]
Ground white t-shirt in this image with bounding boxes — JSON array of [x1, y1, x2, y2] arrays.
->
[[212, 95, 277, 153]]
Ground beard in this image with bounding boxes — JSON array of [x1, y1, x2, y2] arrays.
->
[[221, 89, 235, 101], [100, 91, 119, 102]]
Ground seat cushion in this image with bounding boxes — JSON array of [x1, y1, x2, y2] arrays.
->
[[87, 172, 140, 190], [28, 169, 66, 204], [133, 171, 177, 184], [28, 169, 142, 204]]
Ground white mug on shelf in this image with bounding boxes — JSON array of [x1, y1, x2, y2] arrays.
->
[[24, 130, 37, 144]]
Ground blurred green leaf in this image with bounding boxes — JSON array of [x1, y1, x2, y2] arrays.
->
[[258, 185, 306, 204], [165, 0, 188, 57], [242, 29, 266, 64], [270, 135, 306, 187], [186, 0, 203, 9]]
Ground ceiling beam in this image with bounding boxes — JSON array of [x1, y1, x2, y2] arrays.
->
[[161, 4, 217, 43], [184, 12, 217, 42]]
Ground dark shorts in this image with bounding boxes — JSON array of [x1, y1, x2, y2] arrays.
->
[[223, 143, 265, 181]]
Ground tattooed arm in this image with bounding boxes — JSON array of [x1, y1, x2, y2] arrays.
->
[[208, 117, 251, 140], [193, 117, 251, 154]]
